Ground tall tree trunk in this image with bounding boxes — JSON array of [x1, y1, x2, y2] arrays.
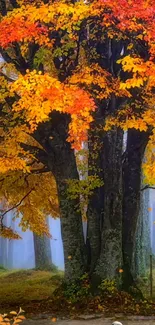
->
[[33, 113, 86, 282], [95, 127, 123, 282], [53, 145, 87, 282], [33, 232, 52, 270], [86, 126, 104, 275], [122, 128, 150, 291]]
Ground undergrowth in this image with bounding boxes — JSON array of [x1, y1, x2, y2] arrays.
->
[[1, 270, 155, 317]]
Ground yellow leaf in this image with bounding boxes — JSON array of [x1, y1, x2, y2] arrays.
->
[[14, 318, 22, 324], [9, 313, 17, 316], [51, 318, 57, 322], [127, 43, 133, 50]]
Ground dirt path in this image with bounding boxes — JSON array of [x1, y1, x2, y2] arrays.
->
[[22, 315, 155, 325]]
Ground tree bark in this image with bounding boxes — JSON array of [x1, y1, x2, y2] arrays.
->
[[33, 232, 52, 270], [52, 141, 87, 282], [86, 126, 104, 275], [33, 113, 86, 282], [95, 127, 123, 282], [122, 128, 151, 291], [132, 180, 151, 279]]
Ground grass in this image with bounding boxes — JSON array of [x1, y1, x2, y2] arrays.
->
[[1, 267, 155, 317], [0, 268, 63, 312], [137, 269, 155, 300]]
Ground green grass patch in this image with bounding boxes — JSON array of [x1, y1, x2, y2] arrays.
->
[[0, 269, 63, 307]]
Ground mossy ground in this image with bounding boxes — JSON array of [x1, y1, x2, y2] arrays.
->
[[1, 268, 155, 318], [0, 268, 63, 314]]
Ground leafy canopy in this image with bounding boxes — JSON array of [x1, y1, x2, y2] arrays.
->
[[0, 0, 155, 236]]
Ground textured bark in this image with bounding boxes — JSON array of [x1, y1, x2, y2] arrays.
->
[[95, 127, 123, 281], [33, 232, 52, 270], [33, 113, 86, 282], [53, 144, 87, 282], [132, 183, 151, 279], [86, 126, 104, 274], [122, 129, 150, 290]]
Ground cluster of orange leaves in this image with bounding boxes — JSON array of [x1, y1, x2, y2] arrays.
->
[[94, 0, 155, 57], [0, 0, 154, 155], [0, 16, 49, 49], [10, 70, 95, 149]]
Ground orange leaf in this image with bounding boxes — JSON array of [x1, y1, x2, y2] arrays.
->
[[51, 318, 57, 322]]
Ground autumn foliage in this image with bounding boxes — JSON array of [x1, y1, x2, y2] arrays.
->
[[0, 0, 155, 239]]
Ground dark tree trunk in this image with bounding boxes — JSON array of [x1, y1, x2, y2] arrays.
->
[[33, 232, 52, 270], [86, 126, 104, 274], [95, 127, 123, 282], [122, 128, 151, 291], [52, 140, 87, 282], [33, 113, 86, 282]]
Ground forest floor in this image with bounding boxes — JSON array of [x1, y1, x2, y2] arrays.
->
[[1, 268, 155, 318], [0, 268, 63, 313]]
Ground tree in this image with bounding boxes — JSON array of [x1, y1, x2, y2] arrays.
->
[[0, 0, 155, 289], [33, 231, 52, 270]]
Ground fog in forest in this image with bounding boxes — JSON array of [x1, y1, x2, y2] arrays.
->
[[0, 214, 65, 270], [0, 212, 88, 270], [0, 190, 154, 271]]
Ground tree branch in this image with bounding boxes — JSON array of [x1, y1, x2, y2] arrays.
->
[[141, 185, 155, 191], [9, 0, 19, 8], [0, 187, 34, 227]]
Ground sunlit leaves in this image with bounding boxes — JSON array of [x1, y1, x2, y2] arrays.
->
[[143, 130, 155, 185], [0, 169, 59, 237], [0, 1, 92, 49], [0, 227, 21, 239], [10, 70, 95, 149], [0, 16, 49, 49]]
